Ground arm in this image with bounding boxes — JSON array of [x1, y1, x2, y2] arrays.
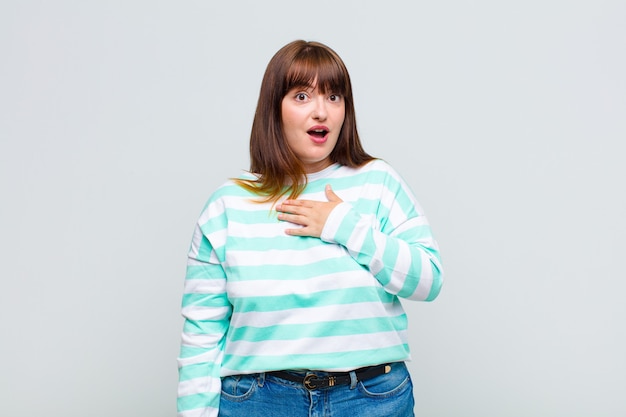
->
[[177, 222, 231, 417], [276, 178, 443, 301], [320, 198, 443, 301]]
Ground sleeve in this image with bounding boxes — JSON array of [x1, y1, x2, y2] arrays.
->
[[320, 171, 443, 301], [177, 214, 231, 417]]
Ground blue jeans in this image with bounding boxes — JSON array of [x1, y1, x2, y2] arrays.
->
[[219, 362, 415, 417]]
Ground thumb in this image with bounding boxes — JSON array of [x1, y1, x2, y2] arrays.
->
[[325, 184, 342, 202]]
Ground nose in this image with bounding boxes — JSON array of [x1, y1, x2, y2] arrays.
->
[[312, 96, 327, 121]]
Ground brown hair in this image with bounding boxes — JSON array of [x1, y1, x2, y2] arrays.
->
[[236, 40, 374, 202]]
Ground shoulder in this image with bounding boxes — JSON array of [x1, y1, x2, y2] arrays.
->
[[198, 172, 257, 212], [334, 159, 403, 183], [339, 159, 398, 175], [357, 160, 420, 204], [362, 159, 397, 174]]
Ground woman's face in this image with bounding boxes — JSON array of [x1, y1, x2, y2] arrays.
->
[[281, 83, 345, 173]]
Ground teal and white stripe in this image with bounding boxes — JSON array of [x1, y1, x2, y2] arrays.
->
[[177, 160, 443, 417]]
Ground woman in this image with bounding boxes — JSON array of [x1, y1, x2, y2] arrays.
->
[[177, 40, 443, 417]]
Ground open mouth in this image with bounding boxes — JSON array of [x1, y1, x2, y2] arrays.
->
[[307, 128, 328, 139]]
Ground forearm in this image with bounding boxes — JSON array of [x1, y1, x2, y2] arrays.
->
[[321, 202, 443, 301], [177, 228, 231, 416]]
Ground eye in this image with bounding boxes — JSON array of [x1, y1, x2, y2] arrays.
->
[[328, 94, 342, 102], [295, 92, 309, 101]]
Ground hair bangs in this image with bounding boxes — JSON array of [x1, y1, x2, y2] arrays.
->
[[284, 47, 348, 96]]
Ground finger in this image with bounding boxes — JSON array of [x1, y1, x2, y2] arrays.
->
[[278, 212, 308, 226], [282, 199, 311, 207], [325, 184, 342, 202], [285, 227, 308, 236], [277, 204, 307, 216]]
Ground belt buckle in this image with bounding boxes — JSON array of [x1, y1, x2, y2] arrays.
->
[[303, 374, 318, 390], [303, 374, 336, 390]]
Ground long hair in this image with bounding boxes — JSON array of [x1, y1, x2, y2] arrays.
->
[[236, 40, 374, 202]]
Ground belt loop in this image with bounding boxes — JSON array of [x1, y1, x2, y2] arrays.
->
[[349, 370, 357, 389], [258, 372, 266, 387]]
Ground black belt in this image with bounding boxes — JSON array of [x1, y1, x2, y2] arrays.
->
[[269, 364, 392, 390]]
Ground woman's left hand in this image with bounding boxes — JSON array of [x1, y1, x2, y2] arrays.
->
[[276, 184, 343, 238]]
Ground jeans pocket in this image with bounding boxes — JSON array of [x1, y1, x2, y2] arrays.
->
[[221, 374, 258, 401], [358, 363, 412, 398]]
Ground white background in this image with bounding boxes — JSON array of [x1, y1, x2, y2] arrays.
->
[[1, 1, 624, 416]]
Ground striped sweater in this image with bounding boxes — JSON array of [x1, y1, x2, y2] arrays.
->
[[177, 160, 443, 417]]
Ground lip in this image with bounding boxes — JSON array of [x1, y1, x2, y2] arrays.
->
[[307, 125, 330, 144]]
